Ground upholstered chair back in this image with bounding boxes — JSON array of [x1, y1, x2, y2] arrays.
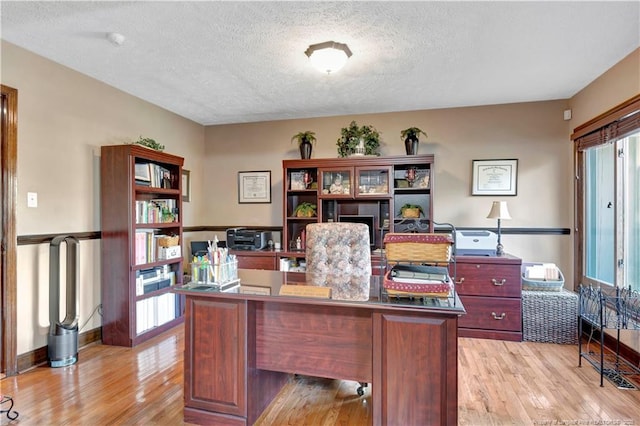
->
[[305, 222, 372, 275]]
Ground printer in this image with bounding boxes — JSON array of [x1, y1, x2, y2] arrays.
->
[[226, 228, 272, 250], [455, 230, 498, 256]]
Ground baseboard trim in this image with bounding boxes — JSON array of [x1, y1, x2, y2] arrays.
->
[[17, 327, 102, 373]]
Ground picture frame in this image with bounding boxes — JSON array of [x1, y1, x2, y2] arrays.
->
[[471, 159, 518, 196], [238, 170, 272, 204], [182, 169, 191, 202], [289, 171, 305, 190], [134, 162, 151, 182]]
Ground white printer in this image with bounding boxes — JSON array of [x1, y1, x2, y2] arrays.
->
[[455, 230, 498, 256]]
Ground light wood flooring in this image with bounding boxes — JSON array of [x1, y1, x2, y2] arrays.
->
[[2, 325, 640, 425]]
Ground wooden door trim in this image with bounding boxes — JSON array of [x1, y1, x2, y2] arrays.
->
[[1, 84, 18, 376]]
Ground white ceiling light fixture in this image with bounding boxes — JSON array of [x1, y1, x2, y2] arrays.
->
[[305, 41, 352, 74], [106, 32, 125, 46]]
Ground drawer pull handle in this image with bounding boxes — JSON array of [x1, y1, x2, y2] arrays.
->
[[491, 312, 506, 320], [455, 277, 465, 285], [491, 278, 506, 286]]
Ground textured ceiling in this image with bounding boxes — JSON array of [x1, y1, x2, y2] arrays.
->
[[1, 1, 639, 125]]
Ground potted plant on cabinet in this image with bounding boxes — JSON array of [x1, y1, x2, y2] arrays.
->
[[291, 131, 317, 159], [400, 203, 423, 218], [336, 121, 381, 157], [135, 136, 165, 151], [293, 202, 317, 217], [400, 127, 427, 155]]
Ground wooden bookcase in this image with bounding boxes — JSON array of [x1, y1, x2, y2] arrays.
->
[[101, 144, 184, 347], [282, 155, 435, 252]]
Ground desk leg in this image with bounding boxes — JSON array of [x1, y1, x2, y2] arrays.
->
[[373, 312, 458, 426], [183, 297, 288, 425]]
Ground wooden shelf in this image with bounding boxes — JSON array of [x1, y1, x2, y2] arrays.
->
[[283, 155, 435, 252], [101, 144, 185, 347]]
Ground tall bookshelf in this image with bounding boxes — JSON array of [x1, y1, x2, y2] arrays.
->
[[101, 144, 184, 347]]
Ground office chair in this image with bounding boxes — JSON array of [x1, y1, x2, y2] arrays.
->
[[305, 222, 372, 396], [190, 241, 209, 258], [305, 222, 372, 276]]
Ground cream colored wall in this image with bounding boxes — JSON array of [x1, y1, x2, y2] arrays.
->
[[569, 48, 640, 128], [1, 41, 206, 354], [204, 100, 575, 283]]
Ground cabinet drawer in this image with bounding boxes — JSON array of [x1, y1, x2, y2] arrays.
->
[[237, 255, 276, 270], [453, 262, 521, 297], [458, 296, 522, 332]]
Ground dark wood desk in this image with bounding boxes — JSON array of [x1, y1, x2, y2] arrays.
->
[[175, 269, 465, 426]]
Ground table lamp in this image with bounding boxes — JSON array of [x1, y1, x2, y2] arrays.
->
[[486, 201, 511, 256]]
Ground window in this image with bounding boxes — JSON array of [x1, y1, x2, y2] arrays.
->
[[583, 133, 639, 288], [575, 96, 640, 291]]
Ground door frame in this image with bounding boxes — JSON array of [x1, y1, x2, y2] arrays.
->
[[1, 84, 18, 376]]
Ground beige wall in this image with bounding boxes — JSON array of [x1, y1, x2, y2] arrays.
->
[[1, 41, 205, 353], [204, 101, 574, 279], [570, 48, 640, 128]]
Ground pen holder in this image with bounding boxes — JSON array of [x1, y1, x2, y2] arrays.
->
[[190, 259, 238, 285]]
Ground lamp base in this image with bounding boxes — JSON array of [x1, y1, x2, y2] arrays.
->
[[496, 243, 504, 256]]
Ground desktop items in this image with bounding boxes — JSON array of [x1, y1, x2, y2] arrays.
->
[[189, 238, 238, 290]]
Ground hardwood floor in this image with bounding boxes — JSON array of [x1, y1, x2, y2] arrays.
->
[[2, 325, 640, 425]]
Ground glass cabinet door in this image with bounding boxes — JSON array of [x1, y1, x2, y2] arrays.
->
[[355, 166, 392, 197], [319, 168, 353, 198]]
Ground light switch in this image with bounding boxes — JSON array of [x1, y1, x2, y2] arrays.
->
[[27, 192, 38, 208]]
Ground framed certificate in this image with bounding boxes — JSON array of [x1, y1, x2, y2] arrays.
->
[[471, 159, 518, 196], [238, 170, 271, 203]]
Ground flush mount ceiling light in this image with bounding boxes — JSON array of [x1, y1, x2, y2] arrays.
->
[[305, 41, 352, 74]]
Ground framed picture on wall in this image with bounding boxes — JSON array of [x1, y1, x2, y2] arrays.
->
[[182, 169, 191, 202], [238, 170, 272, 204], [471, 159, 518, 196]]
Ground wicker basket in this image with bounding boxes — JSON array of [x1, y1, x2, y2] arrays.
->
[[158, 235, 179, 248], [383, 233, 453, 263], [521, 264, 564, 291]]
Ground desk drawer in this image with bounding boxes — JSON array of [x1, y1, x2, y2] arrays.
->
[[458, 296, 522, 332], [237, 255, 277, 270], [453, 262, 521, 297]]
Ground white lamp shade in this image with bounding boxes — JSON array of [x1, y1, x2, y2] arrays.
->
[[486, 201, 511, 220], [305, 41, 352, 74]]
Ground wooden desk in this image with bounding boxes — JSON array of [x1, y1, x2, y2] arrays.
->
[[175, 269, 465, 426]]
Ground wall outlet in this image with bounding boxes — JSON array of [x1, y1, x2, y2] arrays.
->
[[27, 192, 38, 208]]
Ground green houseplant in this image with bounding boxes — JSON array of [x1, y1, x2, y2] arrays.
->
[[336, 121, 381, 157], [135, 136, 165, 152], [293, 202, 317, 217], [400, 127, 427, 155], [291, 131, 316, 159], [399, 203, 424, 218]]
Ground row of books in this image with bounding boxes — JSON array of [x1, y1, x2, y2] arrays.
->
[[136, 292, 177, 335], [135, 231, 178, 265], [135, 199, 179, 224], [134, 162, 174, 189], [135, 265, 176, 296]]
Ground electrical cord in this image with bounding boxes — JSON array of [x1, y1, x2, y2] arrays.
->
[[79, 304, 103, 332], [0, 394, 19, 421]]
